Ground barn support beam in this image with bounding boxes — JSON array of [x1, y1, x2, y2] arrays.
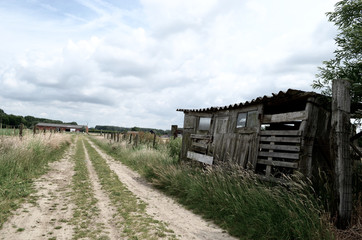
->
[[332, 78, 352, 229]]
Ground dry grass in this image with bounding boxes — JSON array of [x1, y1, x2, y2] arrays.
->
[[0, 133, 71, 227]]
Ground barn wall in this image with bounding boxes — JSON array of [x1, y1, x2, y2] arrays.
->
[[181, 103, 263, 168]]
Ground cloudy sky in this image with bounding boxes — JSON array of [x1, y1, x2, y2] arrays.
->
[[0, 0, 338, 129]]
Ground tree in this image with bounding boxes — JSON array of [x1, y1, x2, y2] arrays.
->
[[313, 0, 361, 104]]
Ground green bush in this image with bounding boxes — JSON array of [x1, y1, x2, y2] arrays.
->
[[167, 137, 182, 160]]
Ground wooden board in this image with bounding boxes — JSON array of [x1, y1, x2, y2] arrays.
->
[[259, 144, 300, 152], [260, 136, 301, 143], [190, 134, 212, 140], [257, 159, 298, 168], [187, 151, 213, 165], [260, 130, 301, 136], [192, 142, 208, 149], [262, 111, 307, 123], [258, 151, 299, 160]]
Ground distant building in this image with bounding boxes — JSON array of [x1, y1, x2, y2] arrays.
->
[[35, 123, 88, 133]]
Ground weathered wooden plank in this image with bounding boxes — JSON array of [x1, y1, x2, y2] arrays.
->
[[262, 111, 307, 123], [257, 159, 298, 169], [260, 130, 301, 136], [190, 134, 212, 140], [192, 142, 208, 149], [258, 151, 299, 160], [187, 151, 213, 165], [332, 78, 352, 228], [259, 144, 300, 152], [260, 136, 301, 143]]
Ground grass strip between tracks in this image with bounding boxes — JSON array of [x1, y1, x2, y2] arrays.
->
[[83, 139, 176, 240], [70, 138, 105, 239]]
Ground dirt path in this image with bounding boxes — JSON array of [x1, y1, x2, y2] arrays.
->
[[81, 140, 121, 239], [0, 140, 76, 240], [87, 139, 237, 240], [1, 136, 237, 240]]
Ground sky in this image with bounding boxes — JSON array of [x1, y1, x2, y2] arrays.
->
[[0, 0, 339, 129]]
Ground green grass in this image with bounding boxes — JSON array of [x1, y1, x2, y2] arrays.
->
[[0, 129, 32, 136], [83, 139, 176, 239], [90, 136, 333, 240], [70, 138, 104, 239], [0, 135, 71, 228]]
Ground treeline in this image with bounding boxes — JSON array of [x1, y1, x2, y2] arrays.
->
[[0, 109, 77, 128], [92, 125, 171, 136]]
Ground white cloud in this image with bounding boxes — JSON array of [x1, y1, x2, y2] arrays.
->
[[0, 0, 339, 129]]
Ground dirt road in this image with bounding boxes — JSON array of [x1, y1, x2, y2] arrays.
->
[[0, 137, 236, 240]]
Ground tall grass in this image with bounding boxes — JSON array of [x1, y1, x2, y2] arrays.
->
[[90, 136, 333, 240], [0, 134, 71, 227]]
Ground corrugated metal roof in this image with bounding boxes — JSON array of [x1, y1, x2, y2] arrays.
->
[[177, 89, 320, 113], [36, 123, 85, 129]]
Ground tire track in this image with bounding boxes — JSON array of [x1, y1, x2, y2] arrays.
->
[[81, 140, 121, 239], [87, 138, 237, 240]]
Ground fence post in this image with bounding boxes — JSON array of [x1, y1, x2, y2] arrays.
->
[[332, 78, 352, 229], [153, 133, 157, 148], [171, 125, 178, 139], [19, 123, 23, 139], [134, 134, 138, 147]]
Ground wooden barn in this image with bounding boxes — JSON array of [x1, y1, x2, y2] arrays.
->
[[177, 89, 332, 178], [35, 123, 88, 133]]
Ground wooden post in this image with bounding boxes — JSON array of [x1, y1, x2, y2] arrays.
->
[[19, 124, 23, 139], [171, 125, 178, 139], [117, 133, 120, 142], [33, 126, 36, 135], [332, 78, 352, 229], [153, 133, 157, 148], [134, 134, 138, 147], [129, 134, 132, 144]]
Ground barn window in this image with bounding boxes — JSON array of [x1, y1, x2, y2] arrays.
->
[[199, 117, 211, 131], [247, 110, 258, 128], [237, 110, 259, 128], [236, 113, 247, 128]]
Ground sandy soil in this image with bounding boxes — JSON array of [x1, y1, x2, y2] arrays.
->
[[0, 141, 76, 240], [87, 139, 237, 240]]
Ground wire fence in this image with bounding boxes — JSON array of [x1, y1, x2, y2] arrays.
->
[[0, 124, 33, 136]]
